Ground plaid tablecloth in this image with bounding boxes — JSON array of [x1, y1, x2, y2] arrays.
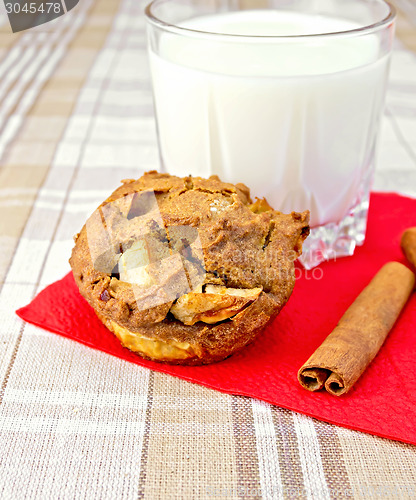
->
[[0, 1, 415, 498]]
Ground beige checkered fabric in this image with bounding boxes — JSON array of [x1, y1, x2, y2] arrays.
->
[[0, 0, 416, 498]]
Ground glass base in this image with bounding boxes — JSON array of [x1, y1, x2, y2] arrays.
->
[[298, 193, 370, 270]]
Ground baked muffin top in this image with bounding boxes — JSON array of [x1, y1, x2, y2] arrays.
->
[[70, 171, 309, 335]]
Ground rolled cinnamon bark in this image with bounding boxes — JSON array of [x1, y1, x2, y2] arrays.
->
[[298, 262, 415, 396], [401, 227, 416, 271]]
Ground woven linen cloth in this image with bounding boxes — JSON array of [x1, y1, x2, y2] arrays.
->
[[1, 0, 416, 498]]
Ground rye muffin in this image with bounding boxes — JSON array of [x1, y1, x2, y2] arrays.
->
[[70, 171, 309, 364]]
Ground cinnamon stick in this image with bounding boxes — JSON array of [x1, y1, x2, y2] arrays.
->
[[401, 227, 416, 271], [298, 262, 415, 396]]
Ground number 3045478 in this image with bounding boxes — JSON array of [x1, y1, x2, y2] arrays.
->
[[5, 3, 62, 14]]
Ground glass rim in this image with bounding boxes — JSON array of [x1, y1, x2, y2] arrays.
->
[[145, 0, 396, 40]]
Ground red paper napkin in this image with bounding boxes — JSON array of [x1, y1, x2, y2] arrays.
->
[[16, 193, 416, 445]]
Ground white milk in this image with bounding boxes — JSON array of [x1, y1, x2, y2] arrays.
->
[[149, 10, 390, 227]]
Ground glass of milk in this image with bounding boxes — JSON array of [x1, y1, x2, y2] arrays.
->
[[145, 0, 396, 269]]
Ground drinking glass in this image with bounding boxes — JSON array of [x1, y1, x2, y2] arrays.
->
[[145, 0, 396, 269]]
